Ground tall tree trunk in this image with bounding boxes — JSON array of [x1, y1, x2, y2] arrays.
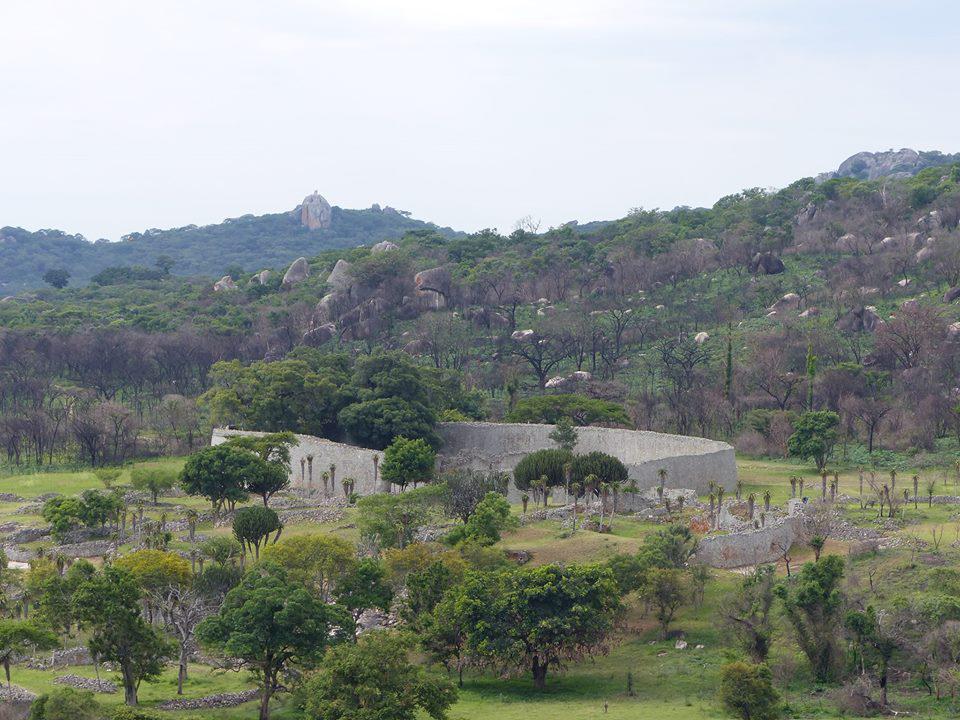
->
[[532, 657, 548, 690], [122, 663, 138, 705]]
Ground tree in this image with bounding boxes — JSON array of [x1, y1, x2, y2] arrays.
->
[[844, 606, 904, 707], [775, 555, 845, 682], [421, 586, 473, 687], [513, 449, 573, 492], [787, 411, 839, 472], [151, 586, 210, 695], [232, 506, 283, 561], [450, 564, 621, 690], [223, 432, 294, 506], [333, 557, 393, 637], [505, 394, 630, 425], [196, 563, 350, 720], [42, 269, 70, 289], [568, 451, 628, 490], [718, 662, 781, 720], [299, 631, 457, 720], [179, 444, 255, 514], [72, 566, 174, 706], [0, 620, 57, 693], [114, 550, 192, 595], [442, 469, 509, 522], [645, 568, 687, 638], [509, 328, 574, 390], [722, 565, 777, 662], [380, 437, 436, 491], [548, 417, 579, 452], [130, 467, 177, 505], [41, 496, 86, 542], [445, 493, 516, 546], [357, 485, 447, 549], [338, 397, 438, 450], [261, 534, 356, 602]]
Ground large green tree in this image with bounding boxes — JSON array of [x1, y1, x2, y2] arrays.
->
[[787, 411, 839, 472], [196, 563, 350, 720], [448, 564, 621, 689], [775, 555, 845, 682], [178, 444, 257, 514], [0, 620, 58, 692], [299, 631, 457, 720], [232, 506, 283, 561], [72, 567, 174, 706], [380, 437, 436, 490]]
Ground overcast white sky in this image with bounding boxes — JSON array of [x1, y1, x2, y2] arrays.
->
[[1, 1, 959, 240]]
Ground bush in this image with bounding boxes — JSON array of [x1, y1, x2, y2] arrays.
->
[[505, 394, 630, 426], [569, 451, 628, 488], [718, 662, 781, 720], [446, 493, 516, 546], [513, 448, 573, 491], [29, 688, 100, 720]]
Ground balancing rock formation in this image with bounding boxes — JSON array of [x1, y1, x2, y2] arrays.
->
[[212, 422, 737, 501], [296, 191, 333, 230]]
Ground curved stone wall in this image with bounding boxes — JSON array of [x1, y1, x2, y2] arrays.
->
[[213, 422, 737, 500], [437, 422, 737, 497]]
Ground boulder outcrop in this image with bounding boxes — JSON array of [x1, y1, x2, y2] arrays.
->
[[296, 192, 332, 230], [371, 240, 399, 253], [749, 252, 785, 275], [282, 257, 310, 286], [302, 323, 336, 347], [213, 276, 236, 292], [836, 306, 882, 333]]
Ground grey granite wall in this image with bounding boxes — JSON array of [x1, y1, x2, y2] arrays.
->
[[211, 429, 390, 496], [694, 516, 804, 569], [437, 422, 737, 497], [213, 422, 737, 501]]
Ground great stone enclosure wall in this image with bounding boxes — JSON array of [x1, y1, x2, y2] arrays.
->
[[211, 421, 737, 502]]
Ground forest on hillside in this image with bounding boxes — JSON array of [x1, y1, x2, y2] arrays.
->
[[1, 164, 959, 470]]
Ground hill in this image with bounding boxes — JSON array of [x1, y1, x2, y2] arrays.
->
[[0, 192, 462, 291]]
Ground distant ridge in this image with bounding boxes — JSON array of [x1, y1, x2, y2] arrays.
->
[[0, 194, 462, 290]]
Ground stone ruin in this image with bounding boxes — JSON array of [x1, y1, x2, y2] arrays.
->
[[212, 421, 738, 502]]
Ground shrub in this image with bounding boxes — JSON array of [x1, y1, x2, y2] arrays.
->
[[505, 394, 630, 426], [28, 688, 100, 720], [513, 448, 573, 491], [718, 662, 781, 720], [568, 451, 628, 488], [446, 493, 516, 546]]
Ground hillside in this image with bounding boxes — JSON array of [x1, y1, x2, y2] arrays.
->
[[0, 192, 462, 291]]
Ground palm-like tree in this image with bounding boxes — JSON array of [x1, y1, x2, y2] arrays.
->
[[747, 493, 756, 520], [763, 490, 771, 512]]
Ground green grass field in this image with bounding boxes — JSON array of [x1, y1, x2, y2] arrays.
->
[[4, 454, 960, 719]]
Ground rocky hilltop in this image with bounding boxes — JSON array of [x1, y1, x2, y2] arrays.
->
[[817, 148, 960, 182]]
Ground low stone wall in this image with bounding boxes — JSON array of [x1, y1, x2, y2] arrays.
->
[[694, 516, 804, 569], [213, 422, 738, 501]]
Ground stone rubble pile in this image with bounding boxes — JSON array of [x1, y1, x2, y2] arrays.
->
[[156, 689, 260, 710], [54, 674, 117, 693]]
